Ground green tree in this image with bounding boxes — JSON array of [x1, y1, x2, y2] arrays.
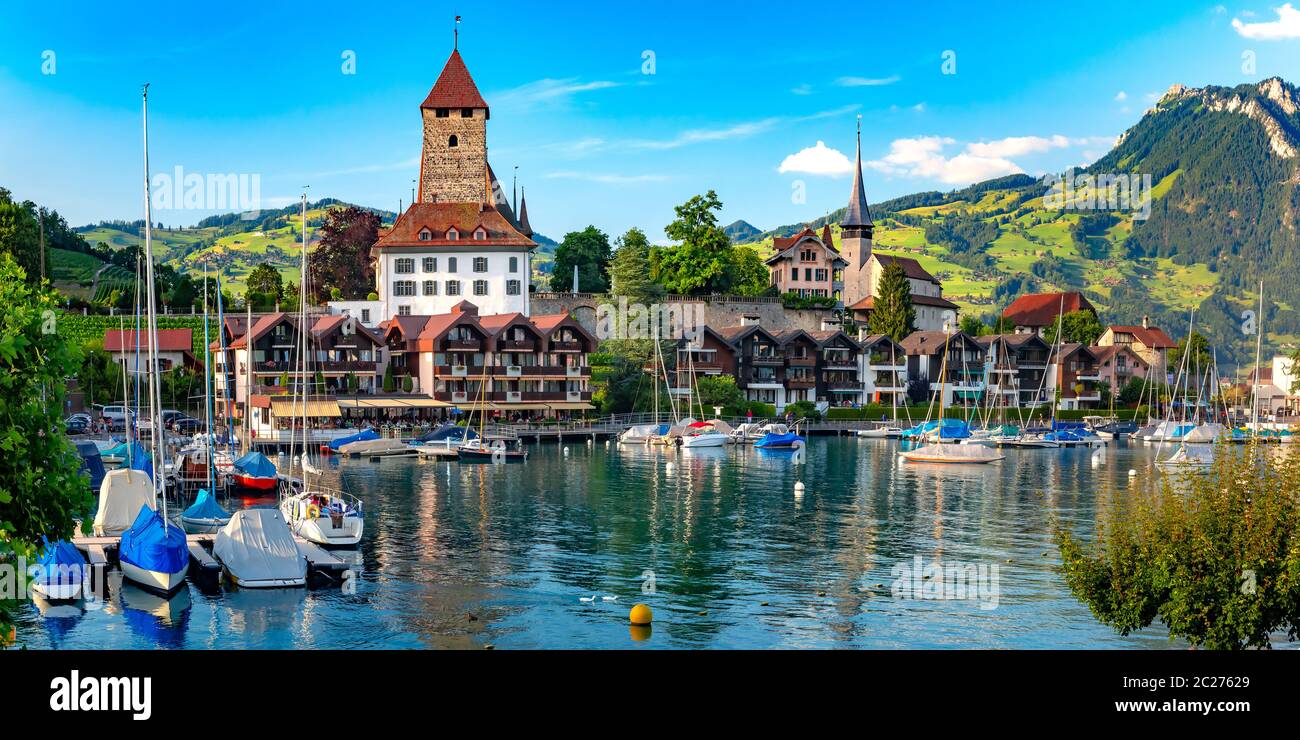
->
[[310, 205, 380, 301], [382, 363, 396, 393], [729, 247, 770, 297], [0, 190, 41, 281], [550, 226, 612, 293], [694, 375, 744, 412], [0, 254, 93, 635], [868, 262, 916, 342], [245, 263, 283, 302], [1055, 444, 1300, 649], [608, 227, 660, 300], [1044, 309, 1105, 346], [1117, 376, 1146, 405], [959, 315, 988, 336], [1169, 331, 1213, 377], [1289, 348, 1300, 394], [651, 190, 738, 294]]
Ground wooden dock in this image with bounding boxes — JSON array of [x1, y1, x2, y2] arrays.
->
[[71, 532, 348, 580]]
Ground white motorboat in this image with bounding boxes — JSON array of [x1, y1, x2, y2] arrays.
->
[[92, 468, 155, 536], [213, 508, 307, 588], [620, 423, 666, 445], [857, 425, 904, 439], [338, 437, 417, 456], [1156, 445, 1214, 470], [279, 487, 365, 546], [680, 429, 729, 448]]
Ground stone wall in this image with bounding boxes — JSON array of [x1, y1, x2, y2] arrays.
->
[[419, 107, 487, 203], [529, 292, 836, 336]]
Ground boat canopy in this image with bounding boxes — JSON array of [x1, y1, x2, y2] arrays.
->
[[183, 488, 230, 522], [417, 424, 477, 443], [213, 509, 306, 585], [118, 506, 188, 575], [75, 440, 107, 492], [755, 432, 805, 448], [93, 469, 155, 536], [329, 428, 380, 451], [35, 539, 85, 587], [233, 451, 277, 478]]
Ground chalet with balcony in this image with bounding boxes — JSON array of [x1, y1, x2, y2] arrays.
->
[[381, 300, 594, 416], [1096, 318, 1176, 376], [807, 330, 863, 407], [900, 330, 986, 406], [859, 334, 908, 405], [1054, 343, 1102, 409], [774, 330, 820, 406], [976, 333, 1053, 408], [667, 327, 735, 398], [1089, 344, 1148, 399], [715, 324, 787, 409]]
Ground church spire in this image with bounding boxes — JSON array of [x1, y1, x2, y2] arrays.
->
[[841, 116, 873, 228], [517, 187, 533, 238]]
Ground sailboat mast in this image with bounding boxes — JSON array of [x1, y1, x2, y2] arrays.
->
[[299, 192, 310, 484], [1252, 281, 1264, 432], [203, 261, 214, 493], [140, 84, 168, 521]]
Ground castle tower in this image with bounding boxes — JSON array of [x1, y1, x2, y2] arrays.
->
[[839, 121, 875, 307], [418, 50, 490, 203]]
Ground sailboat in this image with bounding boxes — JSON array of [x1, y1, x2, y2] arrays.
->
[[858, 343, 906, 438], [1156, 309, 1213, 470], [278, 194, 367, 545], [31, 540, 87, 601], [899, 325, 1004, 464], [457, 355, 528, 461], [620, 338, 671, 444], [118, 84, 189, 595], [677, 352, 729, 448], [213, 508, 307, 588]]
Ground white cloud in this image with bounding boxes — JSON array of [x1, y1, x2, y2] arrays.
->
[[836, 75, 901, 87], [912, 103, 926, 112], [1114, 91, 1128, 101], [543, 171, 669, 184], [491, 77, 620, 109], [965, 134, 1070, 158], [791, 83, 812, 95], [1233, 3, 1300, 39], [868, 136, 1023, 185], [777, 141, 853, 176], [623, 105, 859, 151]]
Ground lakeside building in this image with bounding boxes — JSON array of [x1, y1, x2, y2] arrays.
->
[[1053, 343, 1103, 410], [1089, 344, 1149, 399], [898, 330, 987, 408], [764, 225, 847, 302], [1096, 318, 1177, 376], [104, 328, 201, 373], [1001, 291, 1097, 336], [976, 333, 1054, 409]]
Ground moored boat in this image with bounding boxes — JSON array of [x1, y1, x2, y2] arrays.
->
[[31, 540, 86, 601], [279, 488, 365, 546], [214, 508, 307, 588], [93, 468, 155, 536], [180, 487, 232, 534], [231, 451, 278, 491], [118, 505, 189, 594]]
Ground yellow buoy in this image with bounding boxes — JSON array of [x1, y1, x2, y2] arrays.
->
[[629, 603, 653, 625]]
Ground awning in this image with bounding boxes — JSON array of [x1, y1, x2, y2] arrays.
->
[[269, 399, 342, 417], [548, 402, 595, 411], [489, 402, 551, 411], [337, 398, 451, 409]]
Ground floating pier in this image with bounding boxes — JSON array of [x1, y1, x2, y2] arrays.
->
[[70, 532, 349, 581]]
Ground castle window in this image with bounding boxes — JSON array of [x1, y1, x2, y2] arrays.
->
[[394, 258, 415, 274], [436, 108, 449, 118], [506, 279, 521, 296], [422, 257, 436, 272], [418, 229, 432, 241], [423, 280, 436, 296], [398, 305, 412, 316], [393, 280, 416, 297], [473, 280, 488, 296], [473, 257, 488, 272], [447, 228, 459, 241], [448, 257, 458, 272], [446, 280, 461, 296], [509, 256, 518, 273], [461, 108, 473, 118], [448, 135, 459, 148], [473, 227, 486, 240]]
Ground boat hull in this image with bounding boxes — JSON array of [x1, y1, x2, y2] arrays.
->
[[680, 435, 728, 448], [32, 580, 82, 601], [181, 515, 229, 535], [287, 514, 364, 547], [232, 473, 278, 491], [120, 560, 187, 594]]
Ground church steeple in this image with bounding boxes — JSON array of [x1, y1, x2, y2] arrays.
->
[[841, 118, 873, 230], [517, 188, 533, 238]]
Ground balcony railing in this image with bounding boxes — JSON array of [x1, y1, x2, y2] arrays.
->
[[497, 339, 536, 351], [549, 341, 582, 352], [751, 354, 783, 365], [444, 339, 481, 351], [785, 378, 816, 389], [786, 356, 816, 367]]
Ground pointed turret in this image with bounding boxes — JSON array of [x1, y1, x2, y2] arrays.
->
[[841, 122, 873, 228], [839, 118, 874, 308], [517, 188, 533, 238]]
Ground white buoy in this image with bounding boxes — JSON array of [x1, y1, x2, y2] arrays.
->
[[794, 481, 805, 495], [587, 438, 593, 446], [563, 447, 570, 456], [1128, 469, 1137, 477], [605, 440, 610, 448]]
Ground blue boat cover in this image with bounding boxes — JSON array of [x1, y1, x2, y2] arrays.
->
[[182, 488, 230, 521], [35, 539, 85, 586], [74, 441, 106, 492], [754, 432, 805, 448], [329, 428, 380, 451], [416, 424, 478, 443], [118, 506, 188, 575], [105, 440, 147, 460], [907, 419, 971, 439], [233, 451, 276, 478], [129, 450, 154, 480]]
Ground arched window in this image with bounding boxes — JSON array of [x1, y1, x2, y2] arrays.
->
[[448, 135, 459, 148]]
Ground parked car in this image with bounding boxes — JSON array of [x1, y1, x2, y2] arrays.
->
[[172, 416, 204, 434], [66, 412, 92, 426], [65, 417, 90, 435], [100, 405, 135, 430], [161, 409, 187, 429]]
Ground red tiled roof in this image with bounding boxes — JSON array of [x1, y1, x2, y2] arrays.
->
[[771, 227, 818, 251], [848, 293, 959, 311], [420, 50, 489, 114], [1106, 325, 1176, 349], [1089, 344, 1149, 368], [1001, 291, 1096, 327], [899, 330, 981, 355], [105, 328, 192, 353], [873, 254, 937, 284], [373, 202, 534, 251]]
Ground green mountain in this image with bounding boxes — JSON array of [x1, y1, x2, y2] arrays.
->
[[737, 78, 1300, 365], [724, 219, 762, 243]]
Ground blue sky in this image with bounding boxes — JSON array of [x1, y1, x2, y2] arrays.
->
[[2, 1, 1299, 241]]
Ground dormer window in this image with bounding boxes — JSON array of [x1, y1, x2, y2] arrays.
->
[[473, 227, 487, 240], [418, 228, 432, 241], [448, 135, 459, 148], [446, 227, 459, 241]]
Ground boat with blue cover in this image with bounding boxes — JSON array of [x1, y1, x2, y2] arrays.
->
[[32, 539, 86, 601], [180, 488, 232, 534], [232, 451, 278, 491], [74, 440, 107, 493], [753, 432, 805, 449], [327, 427, 380, 452], [118, 505, 189, 594]]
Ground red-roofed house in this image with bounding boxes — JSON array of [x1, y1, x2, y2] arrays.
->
[[765, 225, 847, 300], [1096, 317, 1177, 372], [1001, 291, 1096, 336], [104, 329, 200, 372]]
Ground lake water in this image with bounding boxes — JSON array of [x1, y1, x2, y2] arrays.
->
[[14, 437, 1184, 649]]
